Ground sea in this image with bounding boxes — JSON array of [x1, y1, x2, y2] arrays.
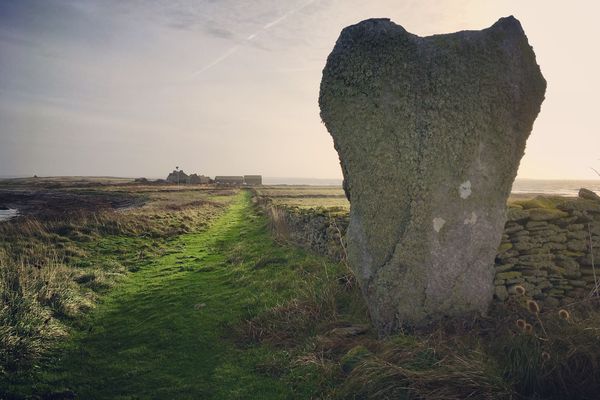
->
[[511, 179, 600, 196], [263, 177, 600, 197]]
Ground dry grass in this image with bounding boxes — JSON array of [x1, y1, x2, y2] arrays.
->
[[270, 197, 350, 210], [340, 342, 510, 400], [0, 252, 80, 374]]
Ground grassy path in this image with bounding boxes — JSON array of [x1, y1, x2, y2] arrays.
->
[[44, 191, 310, 399]]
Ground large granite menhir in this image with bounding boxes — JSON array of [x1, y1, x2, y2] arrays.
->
[[319, 16, 546, 333]]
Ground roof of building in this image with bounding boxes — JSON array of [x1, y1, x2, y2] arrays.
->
[[215, 176, 244, 179]]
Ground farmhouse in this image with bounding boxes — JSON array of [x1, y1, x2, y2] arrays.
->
[[166, 170, 211, 184], [166, 170, 188, 184]]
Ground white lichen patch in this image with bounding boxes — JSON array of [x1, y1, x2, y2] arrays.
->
[[459, 180, 472, 199], [464, 212, 478, 225], [433, 217, 446, 233]]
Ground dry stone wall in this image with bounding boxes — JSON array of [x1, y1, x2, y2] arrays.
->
[[495, 189, 600, 308], [259, 197, 348, 262], [261, 189, 600, 310]]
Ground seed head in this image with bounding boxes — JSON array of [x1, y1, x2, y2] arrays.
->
[[524, 323, 533, 334], [514, 285, 526, 296], [527, 300, 540, 314], [516, 319, 526, 330], [542, 351, 551, 362], [558, 309, 570, 320]]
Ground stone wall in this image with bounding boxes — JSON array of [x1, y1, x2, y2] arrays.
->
[[495, 189, 600, 308], [259, 189, 600, 308], [258, 196, 348, 263]]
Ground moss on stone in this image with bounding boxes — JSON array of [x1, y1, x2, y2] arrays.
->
[[497, 242, 513, 253], [496, 271, 522, 280], [494, 285, 508, 301], [507, 208, 530, 222], [527, 208, 569, 221], [512, 196, 563, 210]]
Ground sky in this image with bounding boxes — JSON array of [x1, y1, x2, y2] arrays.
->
[[0, 0, 598, 180]]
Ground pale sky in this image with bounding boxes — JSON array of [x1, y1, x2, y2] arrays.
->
[[0, 0, 598, 179]]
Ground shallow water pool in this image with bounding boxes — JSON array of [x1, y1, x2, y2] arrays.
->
[[0, 209, 19, 222]]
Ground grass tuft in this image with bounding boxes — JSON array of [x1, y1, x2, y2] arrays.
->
[[0, 253, 74, 374]]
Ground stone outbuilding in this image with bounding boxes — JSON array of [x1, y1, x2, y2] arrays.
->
[[215, 176, 245, 185], [243, 175, 262, 186]]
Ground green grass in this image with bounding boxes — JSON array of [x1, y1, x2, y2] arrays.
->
[[24, 191, 354, 399]]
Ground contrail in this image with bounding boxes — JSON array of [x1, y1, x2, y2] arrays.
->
[[191, 0, 318, 77], [192, 45, 240, 76]]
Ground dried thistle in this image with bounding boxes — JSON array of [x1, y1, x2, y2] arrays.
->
[[514, 285, 526, 296], [558, 309, 571, 320], [527, 300, 540, 314], [516, 319, 526, 330], [524, 323, 533, 334], [542, 351, 551, 362]]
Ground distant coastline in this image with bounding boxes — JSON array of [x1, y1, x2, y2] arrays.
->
[[511, 179, 600, 196], [263, 177, 600, 196], [2, 175, 600, 196]]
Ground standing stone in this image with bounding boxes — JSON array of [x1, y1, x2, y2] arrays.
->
[[319, 16, 546, 333]]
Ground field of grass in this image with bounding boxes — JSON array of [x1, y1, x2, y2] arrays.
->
[[2, 181, 600, 399], [0, 181, 236, 392], [255, 186, 349, 213], [256, 186, 346, 198]]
